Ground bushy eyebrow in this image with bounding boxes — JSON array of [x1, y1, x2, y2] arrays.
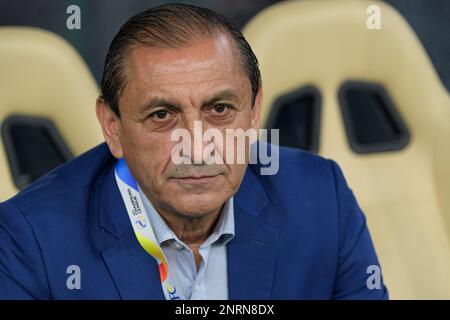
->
[[138, 98, 179, 114], [137, 89, 240, 114], [203, 89, 240, 105]]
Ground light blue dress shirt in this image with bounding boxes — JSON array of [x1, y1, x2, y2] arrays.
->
[[138, 185, 235, 300]]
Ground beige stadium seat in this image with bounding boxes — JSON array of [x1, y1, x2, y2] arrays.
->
[[0, 27, 103, 201], [243, 0, 450, 299]]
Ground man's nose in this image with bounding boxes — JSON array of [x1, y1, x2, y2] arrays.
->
[[183, 118, 216, 165]]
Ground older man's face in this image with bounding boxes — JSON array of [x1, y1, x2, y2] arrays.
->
[[100, 34, 262, 218]]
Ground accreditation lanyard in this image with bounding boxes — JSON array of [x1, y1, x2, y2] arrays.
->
[[114, 158, 182, 300]]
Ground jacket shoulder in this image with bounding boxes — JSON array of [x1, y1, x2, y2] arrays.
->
[[2, 143, 114, 216], [252, 143, 337, 191]]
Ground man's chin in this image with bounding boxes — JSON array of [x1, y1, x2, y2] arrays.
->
[[164, 193, 229, 218]]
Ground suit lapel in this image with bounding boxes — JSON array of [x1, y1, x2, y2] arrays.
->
[[89, 161, 164, 300], [101, 229, 165, 299], [227, 165, 279, 300]]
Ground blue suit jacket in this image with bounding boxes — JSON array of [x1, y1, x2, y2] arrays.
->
[[0, 143, 388, 299]]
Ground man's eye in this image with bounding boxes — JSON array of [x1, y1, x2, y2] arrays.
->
[[211, 104, 230, 114], [150, 110, 170, 120]]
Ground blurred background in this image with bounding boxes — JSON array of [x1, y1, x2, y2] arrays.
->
[[1, 0, 449, 91], [0, 0, 449, 299]]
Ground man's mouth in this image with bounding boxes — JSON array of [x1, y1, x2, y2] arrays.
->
[[172, 175, 219, 184]]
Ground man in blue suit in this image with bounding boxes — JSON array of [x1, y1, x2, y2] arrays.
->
[[0, 4, 387, 299]]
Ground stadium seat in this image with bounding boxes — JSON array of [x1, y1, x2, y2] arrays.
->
[[0, 27, 103, 200], [243, 0, 450, 299]]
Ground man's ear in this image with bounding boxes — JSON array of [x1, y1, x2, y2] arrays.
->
[[250, 83, 263, 131], [96, 97, 124, 159]]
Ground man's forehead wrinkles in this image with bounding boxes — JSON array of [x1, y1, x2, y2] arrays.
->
[[146, 59, 236, 79], [145, 76, 235, 88], [131, 60, 239, 92], [141, 61, 244, 90], [141, 65, 245, 89]]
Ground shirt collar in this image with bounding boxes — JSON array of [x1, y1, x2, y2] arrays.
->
[[137, 185, 235, 247]]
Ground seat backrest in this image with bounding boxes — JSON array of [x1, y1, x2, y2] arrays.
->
[[243, 0, 450, 299], [0, 27, 103, 200]]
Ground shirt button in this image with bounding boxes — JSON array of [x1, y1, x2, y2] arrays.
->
[[174, 242, 183, 250]]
